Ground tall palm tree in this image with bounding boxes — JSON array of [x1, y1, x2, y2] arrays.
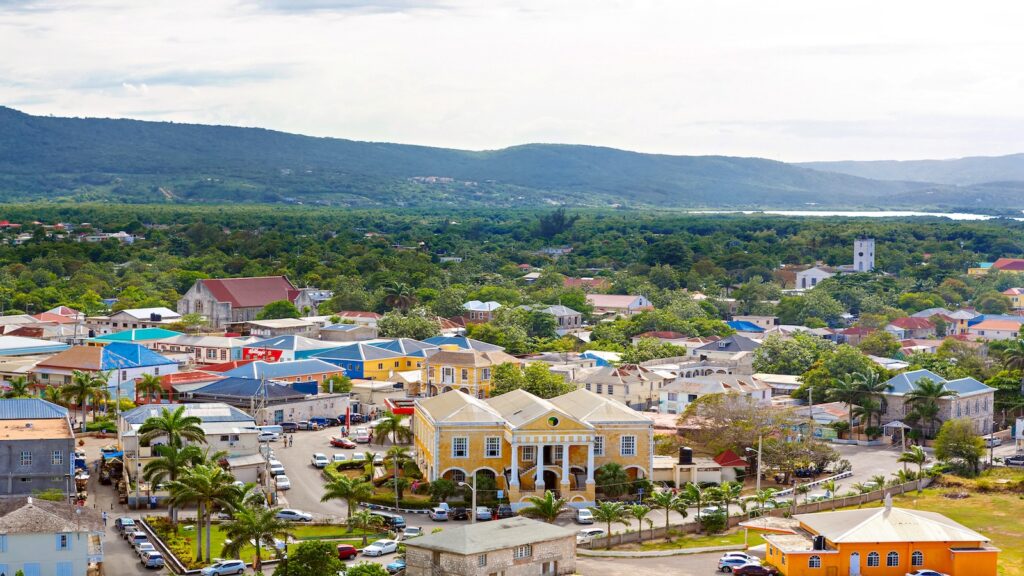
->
[[519, 490, 567, 523], [905, 378, 958, 438], [828, 373, 863, 435], [135, 373, 164, 404], [752, 488, 778, 517], [1000, 338, 1024, 377], [138, 405, 207, 447], [166, 464, 238, 562], [61, 370, 107, 432], [143, 444, 204, 528], [628, 504, 652, 540], [348, 509, 387, 546], [42, 386, 64, 407], [361, 451, 377, 480], [647, 490, 686, 539], [718, 481, 743, 519], [681, 482, 707, 520], [4, 376, 31, 398], [382, 282, 416, 311], [595, 463, 630, 498], [897, 445, 928, 494], [589, 501, 628, 550], [856, 370, 891, 427], [374, 412, 410, 445], [851, 398, 881, 436], [220, 504, 294, 572], [870, 474, 887, 489], [321, 475, 375, 524]]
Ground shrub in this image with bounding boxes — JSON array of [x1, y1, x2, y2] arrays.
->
[[363, 495, 434, 509], [698, 511, 727, 534]]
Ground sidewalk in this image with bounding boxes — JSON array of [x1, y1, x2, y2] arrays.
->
[[579, 544, 745, 558]]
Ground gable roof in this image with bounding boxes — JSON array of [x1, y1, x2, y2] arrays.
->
[[422, 336, 504, 352], [101, 342, 177, 368], [190, 377, 307, 401], [696, 334, 760, 353], [463, 300, 501, 312], [634, 331, 687, 340], [1003, 287, 1024, 296], [971, 319, 1024, 331], [372, 338, 439, 357], [245, 335, 337, 352], [406, 516, 575, 555], [0, 398, 68, 420], [540, 305, 580, 316], [484, 388, 576, 429], [910, 307, 953, 319], [562, 277, 610, 290], [222, 359, 341, 379], [0, 335, 69, 356], [714, 449, 748, 467], [425, 349, 521, 368], [575, 364, 662, 386], [92, 327, 183, 342], [416, 389, 504, 424], [312, 342, 404, 362], [199, 276, 298, 308], [586, 294, 649, 309], [120, 402, 254, 425], [887, 317, 934, 330], [884, 369, 994, 397], [31, 312, 77, 324], [202, 359, 256, 372], [548, 388, 653, 424], [798, 506, 989, 543], [992, 258, 1024, 271], [0, 497, 103, 534]]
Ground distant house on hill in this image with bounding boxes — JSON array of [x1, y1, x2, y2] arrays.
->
[[177, 276, 330, 329], [562, 276, 610, 291], [586, 294, 652, 317], [885, 317, 936, 340]]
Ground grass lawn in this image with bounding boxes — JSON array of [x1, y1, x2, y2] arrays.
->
[[622, 529, 765, 552], [848, 487, 1024, 576]]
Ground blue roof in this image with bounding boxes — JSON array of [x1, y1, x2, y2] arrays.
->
[[120, 403, 254, 425], [222, 359, 341, 379], [967, 314, 1024, 327], [373, 338, 439, 357], [422, 336, 504, 352], [245, 335, 336, 351], [884, 369, 994, 397], [101, 342, 176, 369], [191, 378, 307, 400], [726, 321, 765, 333], [0, 399, 68, 420], [312, 342, 404, 362], [322, 324, 361, 332], [0, 336, 70, 356], [92, 328, 182, 342]]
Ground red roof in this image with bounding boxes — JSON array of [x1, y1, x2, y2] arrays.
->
[[888, 317, 934, 330], [841, 326, 875, 335], [159, 371, 222, 387], [200, 276, 297, 308], [993, 258, 1024, 271], [713, 449, 748, 468], [337, 311, 382, 320], [1004, 287, 1024, 296], [202, 359, 257, 373], [635, 331, 687, 339], [32, 312, 76, 324]]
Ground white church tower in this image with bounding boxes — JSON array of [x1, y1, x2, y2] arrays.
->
[[854, 238, 875, 272]]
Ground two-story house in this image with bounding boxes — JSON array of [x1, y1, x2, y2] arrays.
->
[[421, 348, 522, 398], [31, 343, 178, 402], [879, 369, 995, 436], [572, 364, 668, 410], [462, 301, 502, 322], [0, 399, 75, 498], [177, 276, 329, 329], [0, 497, 105, 576]]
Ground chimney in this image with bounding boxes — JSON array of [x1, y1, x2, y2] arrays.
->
[[678, 446, 693, 465]]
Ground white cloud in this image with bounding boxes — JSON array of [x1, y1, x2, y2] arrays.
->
[[0, 0, 1022, 160]]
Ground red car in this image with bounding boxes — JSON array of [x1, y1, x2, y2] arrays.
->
[[337, 544, 360, 560], [330, 437, 356, 449], [734, 566, 778, 576]]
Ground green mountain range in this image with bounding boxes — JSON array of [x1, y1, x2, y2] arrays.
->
[[2, 105, 1022, 210]]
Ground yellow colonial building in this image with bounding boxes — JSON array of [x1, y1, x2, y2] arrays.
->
[[413, 388, 653, 509], [421, 348, 522, 398]]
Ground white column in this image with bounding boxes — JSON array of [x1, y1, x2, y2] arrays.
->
[[586, 442, 595, 484], [535, 443, 544, 489], [510, 443, 519, 487], [560, 443, 570, 487]]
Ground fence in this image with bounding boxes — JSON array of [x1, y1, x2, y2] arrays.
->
[[585, 477, 932, 550]]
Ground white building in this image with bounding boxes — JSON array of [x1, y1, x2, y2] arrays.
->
[[0, 497, 104, 576], [795, 266, 835, 290], [854, 237, 875, 272]]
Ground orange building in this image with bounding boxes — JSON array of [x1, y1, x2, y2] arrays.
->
[[763, 500, 998, 576]]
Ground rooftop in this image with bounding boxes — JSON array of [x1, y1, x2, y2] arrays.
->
[[405, 516, 575, 556], [222, 359, 342, 379], [92, 327, 183, 342], [0, 417, 71, 440], [0, 398, 68, 420], [114, 307, 180, 320], [798, 506, 990, 544], [120, 402, 254, 425], [190, 377, 308, 401], [199, 276, 297, 308], [0, 497, 103, 534], [246, 318, 314, 329], [0, 335, 70, 356]]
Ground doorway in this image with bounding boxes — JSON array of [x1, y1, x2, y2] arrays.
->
[[542, 470, 558, 491], [849, 552, 860, 576]]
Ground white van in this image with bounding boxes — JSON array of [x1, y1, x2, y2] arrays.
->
[[257, 425, 284, 436]]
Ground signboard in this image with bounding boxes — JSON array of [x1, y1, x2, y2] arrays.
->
[[243, 347, 283, 361]]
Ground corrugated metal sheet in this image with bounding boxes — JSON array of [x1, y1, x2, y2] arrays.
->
[[0, 398, 68, 420]]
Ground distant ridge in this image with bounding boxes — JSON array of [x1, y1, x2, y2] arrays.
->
[[0, 106, 1022, 209]]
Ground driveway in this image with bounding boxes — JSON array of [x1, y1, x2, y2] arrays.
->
[[577, 551, 737, 576]]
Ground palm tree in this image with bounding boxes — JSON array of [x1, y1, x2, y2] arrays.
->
[[138, 405, 207, 447], [61, 370, 107, 432], [718, 481, 743, 519], [870, 474, 887, 489], [135, 373, 164, 404], [166, 464, 238, 562], [519, 490, 567, 523], [143, 444, 203, 528], [628, 504, 652, 540], [1000, 338, 1024, 377], [42, 386, 64, 407], [595, 463, 630, 498], [589, 501, 628, 550], [905, 378, 958, 438], [647, 490, 685, 539], [385, 476, 412, 500], [681, 482, 707, 520], [374, 412, 410, 445], [321, 475, 375, 524], [856, 370, 892, 427], [361, 451, 377, 480], [820, 479, 839, 510], [752, 488, 778, 517], [4, 376, 31, 398], [382, 282, 417, 311], [220, 504, 294, 572], [348, 509, 387, 546], [851, 397, 881, 437], [897, 445, 928, 494], [827, 373, 863, 436]]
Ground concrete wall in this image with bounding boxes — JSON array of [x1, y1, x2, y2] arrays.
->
[[0, 437, 76, 497], [406, 535, 576, 576], [0, 531, 100, 576]]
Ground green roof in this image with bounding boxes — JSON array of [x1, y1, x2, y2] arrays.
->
[[91, 328, 183, 342]]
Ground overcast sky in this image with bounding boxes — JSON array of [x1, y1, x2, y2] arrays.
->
[[1, 0, 1022, 161]]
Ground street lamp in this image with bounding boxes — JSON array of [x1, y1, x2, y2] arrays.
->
[[745, 435, 763, 493], [458, 475, 477, 524]]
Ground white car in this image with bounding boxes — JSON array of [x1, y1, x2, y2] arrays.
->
[[311, 453, 330, 468], [575, 509, 594, 524], [905, 570, 948, 576], [135, 541, 157, 557], [351, 452, 367, 462], [373, 453, 385, 465], [268, 460, 285, 476], [576, 528, 605, 544], [258, 431, 279, 442], [332, 453, 348, 463], [402, 527, 423, 540], [721, 552, 759, 563], [354, 428, 372, 443], [275, 509, 312, 522], [362, 539, 399, 556], [201, 560, 246, 575], [275, 475, 292, 490]]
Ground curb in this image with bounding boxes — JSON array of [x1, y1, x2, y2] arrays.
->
[[579, 543, 746, 558]]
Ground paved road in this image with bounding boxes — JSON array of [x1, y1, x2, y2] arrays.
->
[[578, 551, 729, 576]]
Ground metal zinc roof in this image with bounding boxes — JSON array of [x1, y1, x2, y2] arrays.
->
[[312, 342, 404, 361], [421, 336, 504, 352], [120, 402, 253, 424], [101, 342, 177, 369], [190, 377, 307, 400], [0, 398, 68, 420], [222, 359, 341, 379], [245, 335, 337, 351], [884, 369, 994, 397], [0, 336, 70, 356]]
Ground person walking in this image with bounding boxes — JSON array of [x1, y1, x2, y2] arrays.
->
[[102, 511, 108, 527]]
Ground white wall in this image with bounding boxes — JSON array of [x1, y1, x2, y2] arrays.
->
[[0, 531, 99, 576]]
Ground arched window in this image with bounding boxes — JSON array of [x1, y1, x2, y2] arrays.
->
[[867, 552, 880, 567], [911, 551, 924, 566], [450, 470, 466, 483], [808, 555, 821, 568], [887, 552, 900, 567]]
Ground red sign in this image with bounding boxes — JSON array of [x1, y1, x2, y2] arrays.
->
[[242, 348, 283, 361]]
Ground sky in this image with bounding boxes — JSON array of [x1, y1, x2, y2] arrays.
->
[[1, 0, 1023, 161]]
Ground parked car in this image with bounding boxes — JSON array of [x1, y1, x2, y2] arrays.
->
[[311, 453, 330, 468], [347, 413, 366, 424], [297, 420, 313, 430], [135, 541, 157, 556], [905, 571, 948, 576], [370, 512, 406, 530], [402, 527, 423, 539], [362, 539, 399, 556], [337, 544, 360, 560], [332, 453, 348, 463], [269, 459, 286, 476], [449, 507, 469, 521], [475, 506, 493, 521], [718, 557, 761, 572], [310, 417, 332, 428], [496, 504, 514, 519], [257, 431, 279, 442], [576, 528, 605, 544], [429, 507, 449, 521], [373, 453, 385, 465], [721, 552, 760, 563], [386, 558, 407, 574], [331, 436, 357, 449], [275, 475, 291, 490], [140, 551, 165, 569], [201, 560, 246, 575], [1006, 454, 1024, 467], [276, 509, 313, 522], [984, 435, 1002, 448], [354, 428, 372, 443], [733, 566, 778, 576], [127, 531, 149, 547], [114, 517, 136, 535], [575, 509, 594, 524], [700, 506, 724, 517], [351, 452, 367, 462], [280, 422, 299, 433]]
